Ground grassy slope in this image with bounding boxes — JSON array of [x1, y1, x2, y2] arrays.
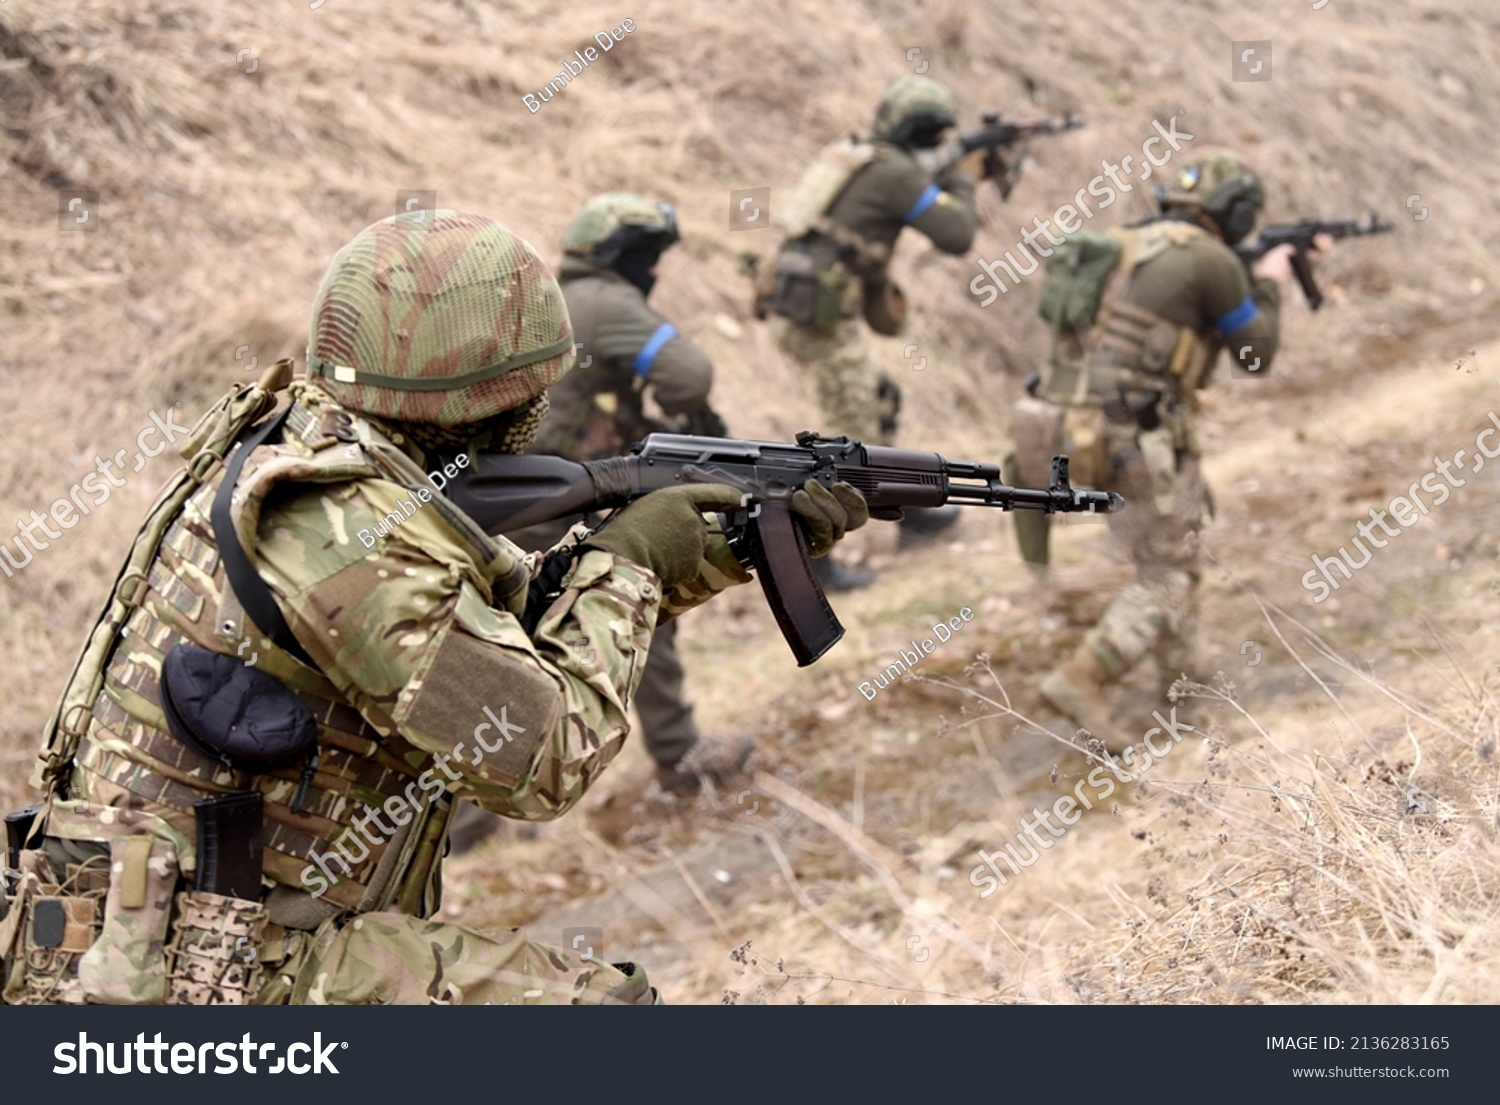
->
[[2, 0, 1498, 1002]]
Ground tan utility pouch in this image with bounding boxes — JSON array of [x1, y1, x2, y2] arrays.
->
[[165, 890, 269, 1005], [2, 844, 109, 1005], [76, 837, 181, 1004], [1009, 394, 1067, 488], [1061, 403, 1109, 488], [1044, 358, 1112, 489], [861, 277, 908, 337]]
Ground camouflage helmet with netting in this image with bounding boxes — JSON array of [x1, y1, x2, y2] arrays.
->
[[872, 76, 959, 146], [1154, 148, 1265, 244], [562, 192, 680, 269], [307, 210, 575, 426]]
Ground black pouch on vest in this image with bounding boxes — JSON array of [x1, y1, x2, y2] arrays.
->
[[159, 643, 318, 773]]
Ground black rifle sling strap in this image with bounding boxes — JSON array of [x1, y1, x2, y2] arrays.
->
[[210, 406, 318, 668]]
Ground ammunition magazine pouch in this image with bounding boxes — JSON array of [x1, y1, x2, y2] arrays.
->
[[768, 215, 899, 336], [165, 890, 268, 1006], [767, 246, 847, 333]]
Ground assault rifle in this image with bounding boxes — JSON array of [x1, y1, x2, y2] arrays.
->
[[921, 113, 1086, 198], [445, 432, 1123, 666], [1234, 211, 1394, 310]]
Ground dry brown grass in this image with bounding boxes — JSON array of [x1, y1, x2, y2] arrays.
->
[[3, 0, 1499, 1003]]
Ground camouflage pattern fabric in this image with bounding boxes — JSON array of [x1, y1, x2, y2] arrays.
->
[[165, 891, 268, 1005], [508, 519, 700, 766], [7, 379, 747, 1004], [871, 76, 959, 142], [286, 911, 654, 1005], [245, 386, 665, 824], [1078, 438, 1207, 680], [307, 211, 576, 426], [771, 314, 889, 445], [563, 192, 675, 258]]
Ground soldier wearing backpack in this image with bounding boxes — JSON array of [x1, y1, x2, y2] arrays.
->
[[1010, 150, 1332, 750]]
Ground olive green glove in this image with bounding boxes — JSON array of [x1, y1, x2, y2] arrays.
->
[[585, 480, 870, 586], [584, 484, 746, 587], [792, 480, 869, 557]]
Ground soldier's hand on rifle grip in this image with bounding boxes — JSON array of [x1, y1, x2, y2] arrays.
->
[[952, 148, 990, 181], [1305, 231, 1336, 262], [790, 481, 869, 557], [1250, 242, 1298, 286], [584, 484, 746, 587]]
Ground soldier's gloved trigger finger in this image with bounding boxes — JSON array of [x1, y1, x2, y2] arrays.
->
[[790, 488, 835, 554], [687, 485, 746, 515], [830, 483, 870, 530]]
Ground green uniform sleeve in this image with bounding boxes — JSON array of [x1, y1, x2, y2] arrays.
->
[[254, 476, 662, 821], [1192, 241, 1281, 374], [827, 152, 978, 257], [913, 166, 979, 253], [580, 284, 715, 416]]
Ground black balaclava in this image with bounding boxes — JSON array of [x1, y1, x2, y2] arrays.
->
[[614, 241, 667, 297]]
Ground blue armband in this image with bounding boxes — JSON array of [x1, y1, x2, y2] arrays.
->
[[1215, 295, 1259, 336], [903, 184, 943, 224], [632, 323, 678, 377]]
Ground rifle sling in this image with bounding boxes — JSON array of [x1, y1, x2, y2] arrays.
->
[[209, 406, 318, 669]]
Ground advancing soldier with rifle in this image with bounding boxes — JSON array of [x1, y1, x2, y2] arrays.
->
[[1010, 149, 1353, 751], [755, 76, 986, 590], [456, 193, 753, 832], [0, 210, 873, 1006], [2, 208, 1113, 1006]]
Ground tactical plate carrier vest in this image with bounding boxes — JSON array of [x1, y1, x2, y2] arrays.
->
[[22, 365, 529, 987]]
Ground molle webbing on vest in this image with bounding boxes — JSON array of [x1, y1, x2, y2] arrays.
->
[[809, 216, 892, 281], [1089, 299, 1163, 363], [61, 385, 483, 914], [1048, 222, 1207, 404], [33, 369, 290, 793]]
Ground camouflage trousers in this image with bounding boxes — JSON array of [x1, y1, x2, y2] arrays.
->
[[1082, 429, 1209, 681], [771, 316, 896, 446], [272, 912, 655, 1005]]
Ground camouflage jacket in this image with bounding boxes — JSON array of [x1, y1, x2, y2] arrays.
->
[[531, 257, 716, 460]]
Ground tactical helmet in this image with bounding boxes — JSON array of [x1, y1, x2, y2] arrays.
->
[[1154, 149, 1265, 245], [306, 210, 575, 427], [563, 192, 680, 270], [872, 76, 959, 148]]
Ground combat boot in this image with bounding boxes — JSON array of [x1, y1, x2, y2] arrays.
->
[[814, 556, 875, 592], [897, 505, 961, 549], [656, 733, 755, 795], [1039, 649, 1131, 753]]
